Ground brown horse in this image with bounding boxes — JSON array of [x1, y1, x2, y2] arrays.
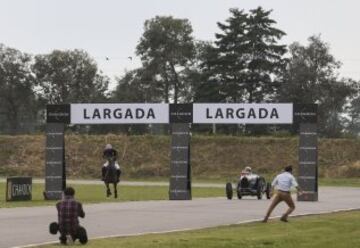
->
[[102, 156, 121, 198]]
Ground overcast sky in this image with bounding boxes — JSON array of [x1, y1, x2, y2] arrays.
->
[[1, 0, 359, 89]]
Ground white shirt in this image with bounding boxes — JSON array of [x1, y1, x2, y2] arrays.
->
[[271, 172, 298, 192], [103, 161, 120, 170]]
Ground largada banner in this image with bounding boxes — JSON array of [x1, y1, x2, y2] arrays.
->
[[71, 104, 169, 124], [193, 103, 293, 124]]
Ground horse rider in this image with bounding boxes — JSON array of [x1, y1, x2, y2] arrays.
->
[[102, 144, 121, 198]]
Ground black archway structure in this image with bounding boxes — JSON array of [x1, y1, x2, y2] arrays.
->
[[45, 103, 317, 201]]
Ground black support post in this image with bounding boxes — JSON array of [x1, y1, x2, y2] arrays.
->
[[44, 123, 66, 200], [297, 123, 318, 201], [169, 104, 193, 200], [169, 123, 192, 200], [294, 104, 318, 201]]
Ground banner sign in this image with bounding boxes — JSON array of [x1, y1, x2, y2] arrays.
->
[[193, 103, 293, 124], [70, 104, 169, 124], [46, 103, 316, 124]]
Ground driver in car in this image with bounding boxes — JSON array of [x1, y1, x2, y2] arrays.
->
[[240, 166, 257, 181], [241, 166, 252, 175]]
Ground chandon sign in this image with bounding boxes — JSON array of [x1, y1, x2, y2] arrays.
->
[[71, 104, 169, 124], [193, 103, 293, 124]]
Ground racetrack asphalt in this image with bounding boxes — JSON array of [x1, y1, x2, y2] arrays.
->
[[1, 187, 360, 248]]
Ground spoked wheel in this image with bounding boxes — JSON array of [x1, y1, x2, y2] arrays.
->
[[237, 184, 242, 199], [257, 178, 265, 200], [265, 182, 271, 199], [257, 186, 263, 200], [226, 182, 233, 200]]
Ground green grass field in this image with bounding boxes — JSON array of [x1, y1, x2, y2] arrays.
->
[[42, 211, 360, 248], [61, 176, 360, 186], [1, 177, 360, 208], [0, 182, 224, 208], [196, 176, 360, 187], [120, 176, 360, 187], [319, 177, 360, 187]]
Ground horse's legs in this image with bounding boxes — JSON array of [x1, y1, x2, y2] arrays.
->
[[113, 183, 118, 198], [105, 182, 111, 197]]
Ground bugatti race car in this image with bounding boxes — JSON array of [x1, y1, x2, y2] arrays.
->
[[226, 172, 271, 200]]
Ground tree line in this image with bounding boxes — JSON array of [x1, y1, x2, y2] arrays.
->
[[0, 7, 359, 137]]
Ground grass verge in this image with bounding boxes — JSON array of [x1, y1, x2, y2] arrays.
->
[[196, 177, 360, 187], [2, 177, 360, 208], [42, 211, 360, 248], [85, 176, 360, 186], [319, 177, 360, 187], [0, 183, 224, 208]]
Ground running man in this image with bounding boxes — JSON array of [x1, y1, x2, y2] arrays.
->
[[263, 165, 303, 223]]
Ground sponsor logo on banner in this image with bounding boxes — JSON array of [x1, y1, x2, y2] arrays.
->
[[193, 103, 293, 124], [47, 104, 71, 123], [169, 104, 193, 123], [70, 104, 169, 124], [293, 104, 318, 124]]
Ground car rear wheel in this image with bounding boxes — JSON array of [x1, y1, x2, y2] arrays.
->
[[255, 177, 265, 200], [226, 182, 233, 200], [257, 183, 263, 200]]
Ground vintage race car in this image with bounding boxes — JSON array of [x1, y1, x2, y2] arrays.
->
[[226, 173, 271, 200]]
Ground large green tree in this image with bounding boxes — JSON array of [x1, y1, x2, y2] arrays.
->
[[346, 91, 360, 136], [112, 68, 163, 103], [278, 35, 356, 137], [192, 41, 224, 103], [32, 49, 109, 104], [136, 16, 196, 103], [0, 44, 38, 133], [213, 7, 287, 103]]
